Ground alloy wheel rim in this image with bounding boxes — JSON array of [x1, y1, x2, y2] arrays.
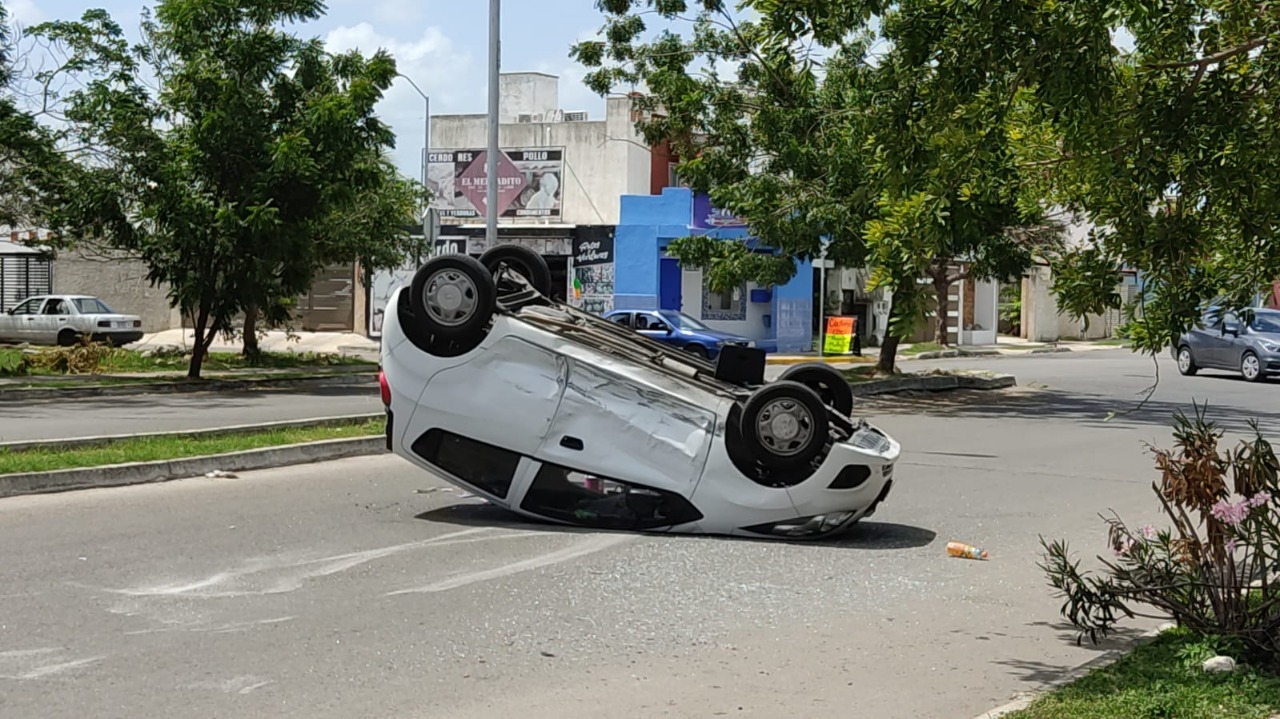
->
[[756, 398, 815, 456], [423, 269, 478, 327]]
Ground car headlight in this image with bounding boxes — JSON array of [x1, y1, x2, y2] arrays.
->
[[1260, 340, 1280, 353]]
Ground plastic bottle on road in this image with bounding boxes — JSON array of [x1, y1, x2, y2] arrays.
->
[[947, 541, 988, 560]]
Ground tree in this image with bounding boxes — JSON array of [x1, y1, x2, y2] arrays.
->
[[573, 1, 1065, 371], [0, 3, 74, 231], [1024, 3, 1280, 357], [31, 0, 418, 377], [239, 151, 425, 359]]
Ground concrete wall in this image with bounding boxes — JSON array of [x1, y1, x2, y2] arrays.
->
[[52, 248, 181, 332], [497, 73, 561, 123], [431, 83, 649, 226]]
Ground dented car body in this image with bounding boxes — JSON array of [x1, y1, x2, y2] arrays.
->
[[380, 246, 900, 539]]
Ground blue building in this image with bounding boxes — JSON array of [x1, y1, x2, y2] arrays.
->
[[602, 187, 813, 353]]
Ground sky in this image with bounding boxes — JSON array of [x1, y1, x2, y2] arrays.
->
[[8, 0, 613, 180]]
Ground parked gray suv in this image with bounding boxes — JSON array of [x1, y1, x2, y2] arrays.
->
[[1176, 308, 1280, 382]]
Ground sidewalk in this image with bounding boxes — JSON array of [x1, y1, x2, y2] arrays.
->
[[133, 329, 380, 357], [765, 336, 1129, 365]]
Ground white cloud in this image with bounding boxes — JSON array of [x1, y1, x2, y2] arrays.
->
[[7, 0, 44, 27], [325, 22, 476, 179]]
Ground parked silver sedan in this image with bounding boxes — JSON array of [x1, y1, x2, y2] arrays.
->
[[0, 295, 144, 346], [1176, 308, 1280, 382]]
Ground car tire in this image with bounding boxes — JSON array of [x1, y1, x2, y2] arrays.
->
[[684, 344, 709, 359], [408, 254, 496, 346], [777, 362, 855, 416], [739, 381, 830, 471], [1241, 351, 1265, 383], [1176, 346, 1198, 376], [479, 244, 553, 297], [57, 329, 78, 347]]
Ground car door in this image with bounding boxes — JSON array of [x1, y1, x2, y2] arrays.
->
[[1206, 311, 1244, 368], [535, 357, 715, 496], [3, 298, 44, 343], [35, 298, 72, 345]]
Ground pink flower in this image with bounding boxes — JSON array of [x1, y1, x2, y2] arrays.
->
[[1247, 492, 1271, 509], [1141, 525, 1157, 541], [1211, 499, 1250, 527], [1225, 539, 1237, 556]]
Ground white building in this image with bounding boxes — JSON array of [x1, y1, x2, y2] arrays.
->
[[428, 72, 653, 228]]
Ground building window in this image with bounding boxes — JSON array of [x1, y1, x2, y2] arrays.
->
[[668, 163, 689, 188], [702, 282, 746, 321]]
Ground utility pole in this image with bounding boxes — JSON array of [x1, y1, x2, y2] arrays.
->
[[485, 0, 501, 246], [397, 73, 432, 258]]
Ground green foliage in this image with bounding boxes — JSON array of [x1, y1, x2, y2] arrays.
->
[[0, 349, 29, 376], [573, 1, 1065, 368], [1004, 628, 1280, 719], [1033, 2, 1280, 358], [31, 1, 419, 377], [1041, 405, 1280, 661]]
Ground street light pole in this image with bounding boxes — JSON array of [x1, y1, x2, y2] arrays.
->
[[485, 0, 501, 246], [396, 73, 432, 255]]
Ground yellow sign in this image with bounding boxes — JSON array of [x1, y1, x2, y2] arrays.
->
[[823, 316, 855, 355]]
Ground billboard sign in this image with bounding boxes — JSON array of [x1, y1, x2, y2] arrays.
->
[[427, 148, 564, 222]]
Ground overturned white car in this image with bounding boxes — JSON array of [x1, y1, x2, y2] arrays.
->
[[379, 244, 900, 539]]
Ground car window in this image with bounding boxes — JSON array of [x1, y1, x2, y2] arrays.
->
[[1252, 313, 1280, 333], [73, 298, 113, 314], [10, 298, 42, 315], [659, 311, 710, 331], [608, 312, 632, 328], [636, 313, 668, 331], [42, 299, 67, 315]]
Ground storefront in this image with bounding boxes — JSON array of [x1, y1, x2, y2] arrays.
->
[[366, 225, 616, 339], [611, 188, 813, 353]]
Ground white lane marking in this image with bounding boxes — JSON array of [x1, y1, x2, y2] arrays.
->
[[0, 648, 59, 660], [387, 533, 634, 596], [7, 656, 104, 680], [237, 680, 274, 695]]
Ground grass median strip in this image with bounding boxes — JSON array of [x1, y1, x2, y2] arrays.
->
[[0, 418, 385, 475], [1003, 629, 1280, 719]]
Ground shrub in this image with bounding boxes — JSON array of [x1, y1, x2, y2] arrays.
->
[[1041, 404, 1280, 662], [0, 349, 30, 376], [30, 338, 116, 375]]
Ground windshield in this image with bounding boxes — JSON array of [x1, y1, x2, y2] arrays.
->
[[73, 298, 114, 314], [1251, 313, 1280, 334], [657, 310, 711, 331]]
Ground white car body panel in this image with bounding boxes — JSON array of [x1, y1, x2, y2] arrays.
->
[[382, 285, 900, 539], [0, 295, 143, 345]]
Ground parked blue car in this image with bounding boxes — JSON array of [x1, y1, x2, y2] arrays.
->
[[603, 309, 753, 360]]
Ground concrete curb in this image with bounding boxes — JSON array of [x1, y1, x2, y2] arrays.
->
[[849, 372, 1016, 397], [0, 371, 378, 402], [0, 413, 383, 453], [909, 348, 1005, 360], [0, 436, 385, 499], [970, 627, 1163, 718], [765, 355, 876, 366]]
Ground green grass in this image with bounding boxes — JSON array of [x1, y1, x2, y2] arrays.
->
[[1093, 338, 1131, 347], [900, 342, 945, 355], [2, 369, 370, 390], [0, 418, 385, 475], [0, 346, 374, 378], [1004, 630, 1280, 719]]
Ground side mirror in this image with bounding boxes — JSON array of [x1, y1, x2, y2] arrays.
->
[[665, 327, 674, 335], [1224, 323, 1240, 337]]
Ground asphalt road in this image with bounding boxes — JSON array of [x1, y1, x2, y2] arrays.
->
[[0, 385, 383, 442], [6, 346, 1275, 443], [4, 350, 1277, 718]]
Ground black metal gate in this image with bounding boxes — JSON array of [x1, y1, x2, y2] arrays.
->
[[0, 254, 53, 311]]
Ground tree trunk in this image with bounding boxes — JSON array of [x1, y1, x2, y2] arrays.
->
[[242, 302, 260, 361], [877, 335, 900, 374], [188, 304, 211, 380], [932, 272, 954, 347]]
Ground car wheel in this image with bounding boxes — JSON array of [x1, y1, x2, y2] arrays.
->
[[408, 254, 496, 345], [740, 381, 830, 471], [57, 329, 78, 347], [479, 244, 553, 297], [1241, 351, 1264, 383], [684, 344, 709, 359], [777, 362, 855, 416], [1176, 346, 1198, 376]]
